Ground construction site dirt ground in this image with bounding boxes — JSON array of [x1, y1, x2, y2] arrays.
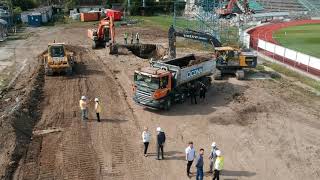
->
[[0, 23, 320, 180]]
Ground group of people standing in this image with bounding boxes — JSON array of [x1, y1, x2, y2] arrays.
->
[[79, 96, 102, 122], [123, 32, 140, 45], [185, 142, 224, 180], [141, 127, 224, 180], [142, 127, 166, 160], [189, 83, 208, 105], [80, 96, 224, 179]]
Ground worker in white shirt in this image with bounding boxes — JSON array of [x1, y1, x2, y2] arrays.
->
[[185, 141, 196, 177], [79, 96, 88, 120], [142, 127, 151, 157], [94, 98, 102, 122]]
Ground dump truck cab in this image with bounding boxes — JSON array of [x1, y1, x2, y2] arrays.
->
[[133, 67, 173, 109], [43, 43, 74, 75]]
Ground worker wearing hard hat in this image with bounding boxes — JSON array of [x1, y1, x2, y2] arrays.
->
[[156, 127, 166, 160], [79, 96, 88, 120], [94, 98, 102, 122], [212, 150, 224, 180], [208, 142, 219, 173], [135, 33, 140, 44]]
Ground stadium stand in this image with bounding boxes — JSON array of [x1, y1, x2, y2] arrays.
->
[[255, 0, 307, 12], [298, 0, 320, 15]]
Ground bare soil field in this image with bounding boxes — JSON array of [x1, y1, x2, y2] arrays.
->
[[0, 23, 319, 180]]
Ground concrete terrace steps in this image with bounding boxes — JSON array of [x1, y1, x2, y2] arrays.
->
[[255, 0, 307, 12]]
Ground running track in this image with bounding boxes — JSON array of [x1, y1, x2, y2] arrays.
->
[[247, 20, 320, 77]]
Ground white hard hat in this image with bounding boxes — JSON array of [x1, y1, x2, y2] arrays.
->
[[156, 127, 162, 132], [215, 150, 221, 156], [211, 142, 216, 147], [81, 96, 86, 100], [94, 98, 99, 102]]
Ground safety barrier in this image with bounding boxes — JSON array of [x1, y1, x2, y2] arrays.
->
[[257, 39, 320, 76], [243, 20, 320, 77]]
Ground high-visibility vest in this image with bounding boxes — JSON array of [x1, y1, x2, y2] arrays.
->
[[79, 100, 87, 110], [95, 102, 102, 113], [214, 156, 224, 171]]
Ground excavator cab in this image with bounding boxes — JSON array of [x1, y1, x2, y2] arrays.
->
[[214, 46, 257, 80]]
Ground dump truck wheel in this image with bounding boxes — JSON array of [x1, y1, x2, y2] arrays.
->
[[236, 70, 245, 80]]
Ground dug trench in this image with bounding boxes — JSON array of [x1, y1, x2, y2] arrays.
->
[[111, 43, 168, 59], [0, 64, 45, 179], [11, 45, 151, 179]]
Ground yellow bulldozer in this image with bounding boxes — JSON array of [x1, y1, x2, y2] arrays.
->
[[41, 43, 75, 76]]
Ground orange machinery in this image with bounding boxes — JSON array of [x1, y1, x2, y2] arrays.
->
[[87, 17, 115, 49]]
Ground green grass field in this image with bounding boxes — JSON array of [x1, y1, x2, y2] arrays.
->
[[274, 24, 320, 58]]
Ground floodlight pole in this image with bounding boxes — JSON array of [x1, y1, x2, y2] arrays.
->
[[173, 0, 176, 28]]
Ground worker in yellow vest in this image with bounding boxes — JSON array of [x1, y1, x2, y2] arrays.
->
[[213, 150, 224, 180], [79, 96, 88, 120], [94, 98, 102, 122]]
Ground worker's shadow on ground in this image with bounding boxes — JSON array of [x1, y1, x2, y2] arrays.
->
[[150, 82, 248, 116], [98, 118, 128, 123], [221, 169, 256, 178], [147, 151, 185, 161]]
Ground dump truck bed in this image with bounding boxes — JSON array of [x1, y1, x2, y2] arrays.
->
[[153, 54, 216, 86]]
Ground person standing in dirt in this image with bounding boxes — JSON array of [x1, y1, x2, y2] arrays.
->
[[156, 127, 166, 160], [199, 83, 207, 102], [79, 96, 88, 120], [209, 142, 219, 173], [213, 150, 224, 180], [185, 141, 196, 177], [94, 98, 102, 122], [189, 84, 197, 104], [124, 32, 128, 45], [142, 127, 151, 157], [195, 148, 204, 180], [131, 32, 134, 44], [135, 32, 140, 44]]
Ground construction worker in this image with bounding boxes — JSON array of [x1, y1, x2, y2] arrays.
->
[[209, 142, 219, 173], [79, 96, 88, 120], [199, 83, 207, 102], [131, 32, 134, 44], [135, 32, 140, 44], [124, 32, 128, 45], [212, 150, 224, 180], [185, 141, 196, 177], [142, 127, 151, 157], [195, 148, 204, 180], [156, 127, 166, 160], [189, 84, 197, 104], [94, 98, 102, 122]]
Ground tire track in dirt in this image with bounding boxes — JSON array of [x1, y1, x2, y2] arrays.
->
[[83, 49, 149, 180], [16, 47, 99, 180]]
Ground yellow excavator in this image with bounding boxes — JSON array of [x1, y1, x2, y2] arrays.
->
[[168, 26, 257, 80], [213, 46, 257, 80], [41, 43, 75, 76]]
